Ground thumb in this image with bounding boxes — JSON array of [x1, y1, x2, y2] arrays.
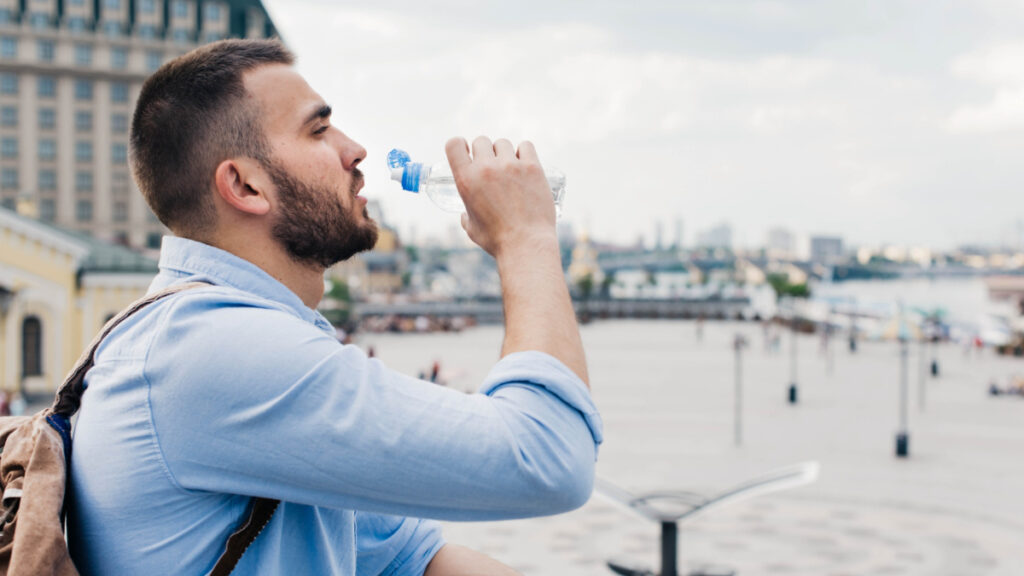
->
[[460, 212, 472, 235]]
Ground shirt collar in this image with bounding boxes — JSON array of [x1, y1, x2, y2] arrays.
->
[[154, 236, 335, 332]]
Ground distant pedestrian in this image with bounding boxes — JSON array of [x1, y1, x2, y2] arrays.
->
[[430, 361, 441, 384]]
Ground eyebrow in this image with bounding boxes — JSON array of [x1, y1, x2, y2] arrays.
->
[[303, 104, 332, 126]]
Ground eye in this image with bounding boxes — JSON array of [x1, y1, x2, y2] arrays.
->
[[313, 125, 329, 135]]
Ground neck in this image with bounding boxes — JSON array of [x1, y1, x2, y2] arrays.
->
[[206, 229, 325, 309]]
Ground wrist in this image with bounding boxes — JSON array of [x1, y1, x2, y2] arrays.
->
[[494, 230, 560, 269]]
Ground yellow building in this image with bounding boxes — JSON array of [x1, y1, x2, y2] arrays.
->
[[0, 205, 156, 395]]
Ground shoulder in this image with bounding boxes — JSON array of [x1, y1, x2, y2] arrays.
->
[[142, 285, 343, 387]]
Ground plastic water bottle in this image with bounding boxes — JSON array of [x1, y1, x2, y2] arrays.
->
[[387, 148, 566, 217]]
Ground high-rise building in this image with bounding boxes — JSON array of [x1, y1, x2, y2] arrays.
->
[[766, 227, 795, 259], [810, 235, 844, 265], [0, 0, 277, 252], [696, 222, 732, 250]]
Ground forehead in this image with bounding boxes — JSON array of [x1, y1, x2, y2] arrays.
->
[[242, 63, 324, 135]]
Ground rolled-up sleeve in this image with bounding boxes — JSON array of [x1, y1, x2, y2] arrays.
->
[[355, 513, 445, 576], [147, 291, 603, 522]]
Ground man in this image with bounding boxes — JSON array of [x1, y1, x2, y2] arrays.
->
[[67, 39, 601, 575]]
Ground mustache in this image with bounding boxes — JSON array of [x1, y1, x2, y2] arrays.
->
[[350, 169, 364, 196]]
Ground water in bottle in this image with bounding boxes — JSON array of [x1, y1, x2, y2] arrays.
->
[[387, 148, 566, 217]]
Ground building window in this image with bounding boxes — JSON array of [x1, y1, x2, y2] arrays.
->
[[0, 106, 15, 127], [173, 1, 189, 19], [29, 13, 49, 30], [75, 141, 92, 162], [69, 0, 87, 6], [38, 108, 56, 130], [39, 170, 56, 191], [110, 46, 128, 69], [105, 0, 122, 9], [37, 40, 54, 62], [0, 10, 13, 26], [39, 198, 55, 222], [147, 232, 162, 249], [38, 139, 56, 161], [37, 76, 56, 98], [172, 29, 190, 44], [139, 0, 156, 14], [203, 32, 223, 44], [112, 171, 130, 193], [1, 37, 17, 59], [103, 21, 122, 38], [22, 316, 43, 377], [111, 82, 129, 103], [75, 170, 93, 191], [75, 43, 93, 66], [205, 3, 221, 21], [0, 197, 13, 211], [1, 167, 16, 189], [111, 143, 127, 163], [75, 79, 93, 100], [138, 24, 157, 40], [0, 73, 17, 95], [1, 137, 17, 158], [68, 17, 87, 32], [146, 50, 162, 71], [111, 113, 127, 133], [76, 199, 92, 222], [113, 201, 128, 222], [76, 111, 93, 132]]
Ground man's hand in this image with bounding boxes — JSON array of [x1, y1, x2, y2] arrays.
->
[[424, 543, 522, 576], [445, 135, 589, 386], [445, 137, 557, 259]]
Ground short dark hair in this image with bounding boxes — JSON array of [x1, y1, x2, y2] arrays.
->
[[130, 39, 294, 238]]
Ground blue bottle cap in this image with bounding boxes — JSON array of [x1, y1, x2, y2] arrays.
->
[[387, 148, 411, 170]]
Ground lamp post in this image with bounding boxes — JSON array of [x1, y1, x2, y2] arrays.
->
[[895, 303, 910, 458], [734, 333, 747, 447], [788, 298, 798, 405], [918, 322, 929, 412]]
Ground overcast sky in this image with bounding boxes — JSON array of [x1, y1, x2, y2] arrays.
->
[[263, 0, 1024, 251]]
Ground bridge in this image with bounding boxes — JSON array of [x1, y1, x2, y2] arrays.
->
[[354, 297, 753, 324]]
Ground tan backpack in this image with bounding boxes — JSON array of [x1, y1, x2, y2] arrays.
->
[[0, 282, 278, 575]]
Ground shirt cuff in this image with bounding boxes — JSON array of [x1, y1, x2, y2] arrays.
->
[[479, 350, 604, 446]]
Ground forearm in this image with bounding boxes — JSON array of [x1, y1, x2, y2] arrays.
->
[[497, 235, 589, 386], [424, 544, 521, 576]]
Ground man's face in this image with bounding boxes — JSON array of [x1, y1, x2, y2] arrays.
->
[[243, 64, 378, 268]]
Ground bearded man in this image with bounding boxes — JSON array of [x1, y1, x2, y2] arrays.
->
[[66, 39, 601, 575]]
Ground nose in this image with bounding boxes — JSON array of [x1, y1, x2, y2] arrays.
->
[[337, 132, 366, 171]]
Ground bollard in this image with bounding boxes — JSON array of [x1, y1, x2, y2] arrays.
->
[[895, 432, 909, 458]]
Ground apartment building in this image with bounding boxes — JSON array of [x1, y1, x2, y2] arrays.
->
[[0, 0, 276, 251]]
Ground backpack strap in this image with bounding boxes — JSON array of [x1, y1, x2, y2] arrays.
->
[[49, 281, 212, 419], [209, 497, 281, 576], [50, 280, 281, 573]]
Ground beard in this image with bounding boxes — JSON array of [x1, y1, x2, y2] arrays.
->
[[268, 163, 379, 269]]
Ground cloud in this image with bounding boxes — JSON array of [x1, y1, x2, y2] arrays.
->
[[946, 41, 1024, 133]]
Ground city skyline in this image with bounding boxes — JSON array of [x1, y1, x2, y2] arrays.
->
[[266, 0, 1024, 252]]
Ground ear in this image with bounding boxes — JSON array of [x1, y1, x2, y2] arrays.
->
[[213, 158, 272, 217]]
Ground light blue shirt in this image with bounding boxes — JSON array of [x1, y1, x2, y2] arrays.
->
[[68, 237, 603, 576]]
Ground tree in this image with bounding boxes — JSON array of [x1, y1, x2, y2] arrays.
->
[[576, 273, 594, 301], [767, 274, 810, 300]]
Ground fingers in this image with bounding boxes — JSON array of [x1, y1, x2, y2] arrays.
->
[[445, 138, 471, 173], [472, 136, 495, 161], [493, 138, 515, 159], [516, 140, 539, 164]]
